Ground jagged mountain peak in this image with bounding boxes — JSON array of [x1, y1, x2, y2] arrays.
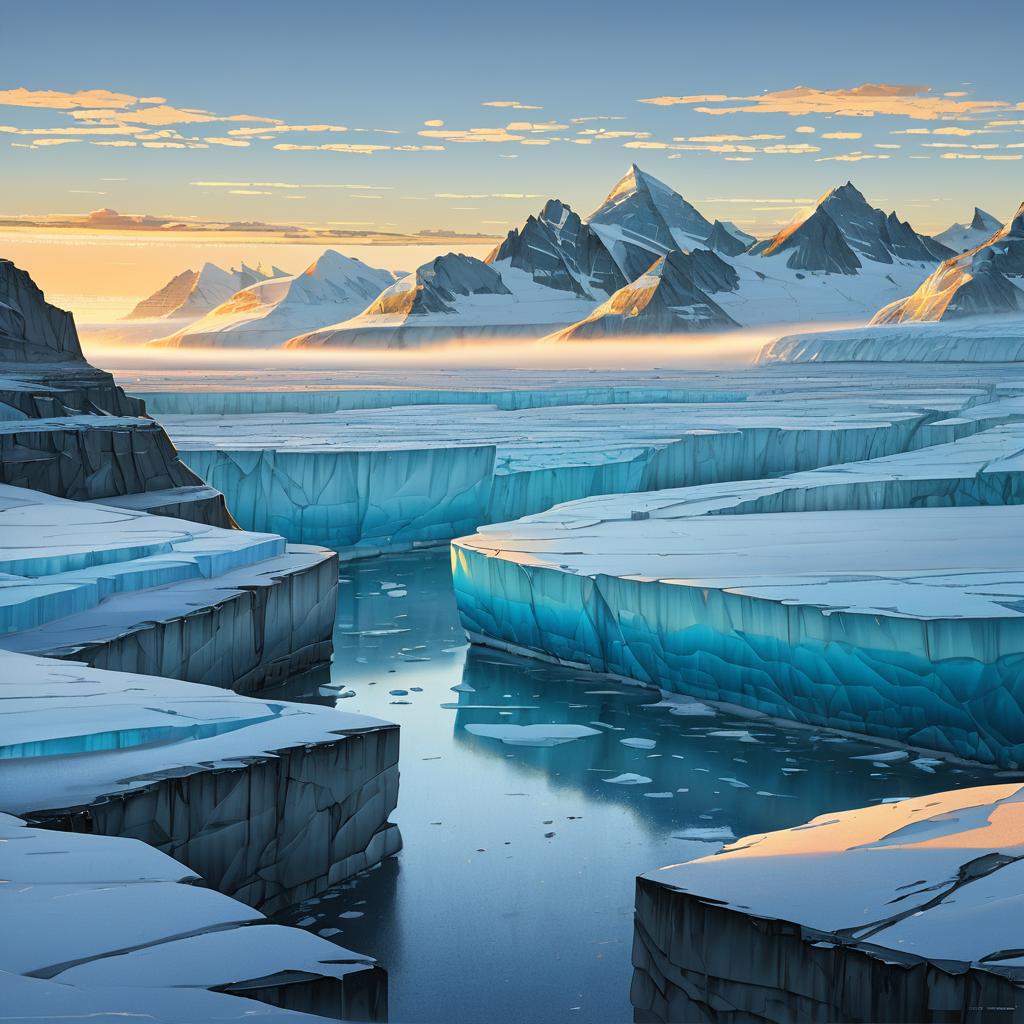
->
[[704, 219, 751, 257], [971, 207, 1001, 232], [873, 200, 1024, 324]]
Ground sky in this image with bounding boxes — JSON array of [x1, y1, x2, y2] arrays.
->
[[3, 0, 1024, 311]]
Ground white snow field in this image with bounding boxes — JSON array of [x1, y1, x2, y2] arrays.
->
[[0, 650, 400, 914], [0, 484, 338, 693], [633, 784, 1024, 1023], [452, 417, 1024, 767], [149, 368, 997, 556], [0, 810, 385, 1022]]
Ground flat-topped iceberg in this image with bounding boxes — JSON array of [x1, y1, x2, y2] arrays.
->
[[0, 650, 400, 914], [452, 423, 1024, 765], [0, 484, 337, 693], [0, 812, 385, 1022], [633, 784, 1024, 1022]]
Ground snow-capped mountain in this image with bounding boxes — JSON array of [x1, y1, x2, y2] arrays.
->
[[149, 250, 397, 348], [286, 252, 598, 348], [586, 164, 716, 281], [751, 182, 953, 271], [872, 203, 1024, 323], [486, 198, 626, 298], [125, 262, 284, 320], [934, 207, 1004, 253], [548, 249, 739, 340]]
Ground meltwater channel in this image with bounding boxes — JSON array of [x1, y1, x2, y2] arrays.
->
[[268, 549, 1001, 1024]]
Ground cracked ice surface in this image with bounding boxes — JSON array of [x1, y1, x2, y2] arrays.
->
[[157, 378, 990, 554], [0, 484, 338, 693], [0, 813, 384, 1022], [0, 650, 401, 913], [632, 784, 1024, 1023], [452, 423, 1024, 765]]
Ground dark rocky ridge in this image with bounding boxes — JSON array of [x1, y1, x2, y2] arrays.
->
[[488, 198, 626, 297], [0, 259, 234, 526], [550, 249, 738, 339]]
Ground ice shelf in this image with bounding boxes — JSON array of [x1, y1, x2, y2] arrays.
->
[[760, 316, 1024, 363], [452, 423, 1024, 765], [155, 377, 991, 555], [0, 650, 401, 914], [632, 784, 1024, 1023], [0, 484, 338, 693], [0, 812, 385, 1022]]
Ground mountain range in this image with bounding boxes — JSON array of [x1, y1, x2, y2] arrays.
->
[[125, 262, 286, 320], [137, 166, 1012, 348]]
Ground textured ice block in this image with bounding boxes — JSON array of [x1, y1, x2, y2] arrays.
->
[[632, 784, 1024, 1023], [453, 426, 1024, 765], [0, 651, 401, 914], [0, 484, 337, 693], [0, 813, 386, 1022], [160, 382, 976, 555]]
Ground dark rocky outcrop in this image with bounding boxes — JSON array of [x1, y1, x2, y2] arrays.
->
[[550, 249, 738, 339], [0, 259, 233, 525], [487, 198, 626, 297]]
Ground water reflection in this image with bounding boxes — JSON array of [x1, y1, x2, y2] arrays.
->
[[273, 549, 998, 1024]]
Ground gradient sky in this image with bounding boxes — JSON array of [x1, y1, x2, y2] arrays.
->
[[3, 0, 1024, 242]]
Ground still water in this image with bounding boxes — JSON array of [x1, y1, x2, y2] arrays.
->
[[273, 550, 996, 1024]]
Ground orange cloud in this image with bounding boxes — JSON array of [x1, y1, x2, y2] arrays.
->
[[482, 100, 541, 110], [0, 87, 160, 110], [640, 84, 1011, 120]]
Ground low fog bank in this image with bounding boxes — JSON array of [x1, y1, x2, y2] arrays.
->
[[81, 322, 861, 374]]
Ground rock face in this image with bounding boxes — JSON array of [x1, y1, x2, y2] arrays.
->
[[0, 259, 233, 527], [873, 203, 1024, 323], [487, 198, 626, 297], [151, 249, 397, 347], [934, 206, 1003, 253], [632, 784, 1024, 1023], [754, 182, 953, 273], [0, 812, 387, 1022], [125, 262, 280, 320], [587, 164, 715, 281], [548, 250, 739, 339], [702, 219, 751, 257]]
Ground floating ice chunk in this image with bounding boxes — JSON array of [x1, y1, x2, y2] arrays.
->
[[621, 737, 657, 749], [672, 826, 736, 841], [464, 723, 601, 747], [850, 750, 909, 763], [644, 792, 674, 799], [603, 773, 653, 785]]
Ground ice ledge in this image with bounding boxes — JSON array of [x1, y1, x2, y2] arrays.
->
[[0, 813, 386, 1022], [0, 651, 401, 914], [632, 784, 1024, 1023]]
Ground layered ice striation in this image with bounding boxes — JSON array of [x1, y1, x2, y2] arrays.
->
[[452, 419, 1024, 766], [632, 784, 1024, 1023], [0, 485, 337, 693], [0, 650, 401, 915], [0, 257, 234, 527], [761, 316, 1024, 363], [0, 812, 386, 1022], [157, 379, 978, 555]]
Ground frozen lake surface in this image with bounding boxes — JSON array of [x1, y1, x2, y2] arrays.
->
[[271, 550, 1004, 1024]]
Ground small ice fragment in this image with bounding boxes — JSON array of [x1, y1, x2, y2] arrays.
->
[[603, 773, 653, 786], [319, 928, 341, 937], [389, 689, 409, 696], [672, 826, 735, 841], [621, 737, 656, 750], [337, 690, 356, 699], [643, 791, 673, 799], [385, 589, 408, 598], [719, 777, 749, 789], [339, 911, 364, 920], [464, 723, 601, 747], [851, 750, 909, 763]]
